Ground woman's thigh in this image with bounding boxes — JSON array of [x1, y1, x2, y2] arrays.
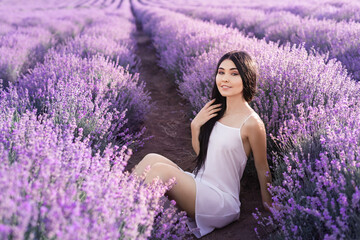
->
[[146, 162, 196, 219]]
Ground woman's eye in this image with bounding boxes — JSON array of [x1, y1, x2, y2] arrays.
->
[[218, 71, 224, 75], [232, 73, 239, 76]]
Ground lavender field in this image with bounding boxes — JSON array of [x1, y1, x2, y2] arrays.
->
[[1, 0, 360, 239]]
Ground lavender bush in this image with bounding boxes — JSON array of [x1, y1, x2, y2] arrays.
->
[[0, 106, 191, 239], [57, 13, 139, 73], [245, 0, 360, 23], [161, 3, 360, 81], [253, 99, 360, 239], [0, 8, 92, 87], [0, 27, 53, 86], [16, 50, 151, 152], [146, 0, 360, 23]]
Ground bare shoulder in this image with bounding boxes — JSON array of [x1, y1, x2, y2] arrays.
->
[[243, 112, 266, 137]]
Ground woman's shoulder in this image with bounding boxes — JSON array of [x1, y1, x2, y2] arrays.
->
[[243, 111, 265, 134]]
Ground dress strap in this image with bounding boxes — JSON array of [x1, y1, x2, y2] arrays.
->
[[240, 112, 256, 130]]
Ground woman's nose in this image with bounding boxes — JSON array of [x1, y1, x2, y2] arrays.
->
[[221, 75, 229, 82]]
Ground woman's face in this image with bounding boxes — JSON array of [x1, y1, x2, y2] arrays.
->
[[216, 59, 243, 98]]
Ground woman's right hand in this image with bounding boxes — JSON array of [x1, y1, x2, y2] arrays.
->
[[191, 99, 222, 129]]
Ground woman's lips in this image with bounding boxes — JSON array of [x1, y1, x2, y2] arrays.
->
[[221, 85, 231, 89]]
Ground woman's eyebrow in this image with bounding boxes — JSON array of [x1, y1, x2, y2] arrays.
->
[[218, 67, 238, 70]]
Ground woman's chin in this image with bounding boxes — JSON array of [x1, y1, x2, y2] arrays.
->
[[219, 92, 231, 97]]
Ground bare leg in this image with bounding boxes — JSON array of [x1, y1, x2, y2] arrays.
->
[[131, 153, 196, 219], [144, 162, 196, 219], [132, 153, 181, 176]]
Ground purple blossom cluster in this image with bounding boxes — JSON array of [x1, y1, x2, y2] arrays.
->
[[0, 106, 188, 239], [0, 0, 192, 239], [0, 7, 96, 88], [258, 98, 360, 239], [132, 0, 360, 238], [57, 11, 139, 73], [244, 0, 360, 23], [145, 0, 360, 23], [158, 2, 360, 81], [0, 0, 71, 9], [16, 51, 150, 152]]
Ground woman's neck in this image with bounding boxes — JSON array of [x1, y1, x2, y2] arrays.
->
[[224, 95, 250, 116]]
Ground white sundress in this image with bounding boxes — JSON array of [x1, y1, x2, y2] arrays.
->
[[183, 113, 255, 238]]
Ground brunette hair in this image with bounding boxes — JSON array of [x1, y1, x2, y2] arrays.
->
[[193, 50, 258, 176]]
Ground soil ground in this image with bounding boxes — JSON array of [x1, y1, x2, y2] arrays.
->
[[125, 20, 270, 240]]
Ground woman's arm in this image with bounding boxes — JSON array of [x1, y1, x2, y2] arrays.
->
[[190, 122, 200, 156], [247, 117, 273, 211]]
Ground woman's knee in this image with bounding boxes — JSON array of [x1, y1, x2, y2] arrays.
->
[[142, 153, 179, 169], [140, 153, 159, 166], [147, 162, 176, 182], [144, 153, 159, 159]]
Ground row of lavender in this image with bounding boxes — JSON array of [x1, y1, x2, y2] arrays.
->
[[244, 0, 360, 23], [0, 0, 70, 10], [148, 0, 360, 23], [0, 0, 144, 156], [149, 0, 360, 81], [0, 0, 190, 239], [69, 0, 124, 10], [132, 0, 360, 239], [0, 7, 92, 87]]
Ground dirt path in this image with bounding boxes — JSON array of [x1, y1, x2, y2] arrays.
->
[[125, 20, 267, 240], [124, 23, 196, 173]]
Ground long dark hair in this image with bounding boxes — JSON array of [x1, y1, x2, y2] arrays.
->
[[193, 50, 258, 176]]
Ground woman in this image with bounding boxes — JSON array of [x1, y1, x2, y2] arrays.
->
[[132, 50, 273, 238]]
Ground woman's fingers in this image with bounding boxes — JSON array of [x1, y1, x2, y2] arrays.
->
[[211, 103, 222, 109], [208, 103, 222, 109], [193, 99, 223, 127], [208, 107, 222, 114], [206, 99, 216, 106], [208, 103, 222, 112], [204, 100, 222, 117]]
